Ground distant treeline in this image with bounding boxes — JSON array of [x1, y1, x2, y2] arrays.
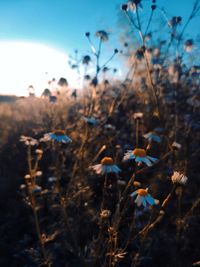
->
[[0, 95, 23, 103]]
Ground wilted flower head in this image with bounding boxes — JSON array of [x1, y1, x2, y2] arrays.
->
[[32, 185, 42, 194], [35, 149, 43, 160], [82, 55, 91, 65], [133, 112, 143, 120], [48, 177, 57, 183], [187, 95, 200, 108], [131, 188, 156, 207], [20, 135, 38, 146], [168, 16, 182, 27], [172, 141, 182, 150], [90, 157, 121, 175], [41, 130, 72, 143], [95, 30, 109, 41], [84, 74, 91, 80], [24, 174, 31, 180], [123, 148, 157, 166], [104, 124, 116, 135], [90, 76, 98, 86], [184, 39, 194, 52], [100, 209, 111, 219], [135, 47, 145, 60], [36, 171, 43, 177], [102, 66, 109, 73], [171, 171, 188, 185], [121, 3, 128, 11], [83, 116, 98, 126], [143, 132, 161, 143], [128, 0, 143, 12]]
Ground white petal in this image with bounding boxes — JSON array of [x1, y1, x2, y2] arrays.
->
[[92, 164, 103, 174], [147, 156, 157, 163], [112, 165, 121, 173], [142, 197, 147, 207], [142, 157, 152, 166], [135, 195, 143, 207], [135, 156, 143, 163], [130, 191, 137, 197], [146, 194, 155, 205]]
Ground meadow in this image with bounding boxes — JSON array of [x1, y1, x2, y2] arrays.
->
[[0, 1, 200, 266]]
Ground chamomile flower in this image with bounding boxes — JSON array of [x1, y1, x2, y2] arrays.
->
[[41, 130, 72, 143], [123, 148, 157, 166], [130, 188, 156, 207], [20, 135, 38, 146], [172, 141, 182, 150], [143, 132, 161, 143], [90, 157, 121, 175], [171, 171, 188, 185], [184, 39, 194, 52], [95, 30, 109, 41], [133, 112, 143, 120]]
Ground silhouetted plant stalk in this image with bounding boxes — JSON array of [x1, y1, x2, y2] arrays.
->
[[50, 142, 86, 267], [25, 145, 50, 266], [123, 5, 161, 120], [85, 31, 118, 115]]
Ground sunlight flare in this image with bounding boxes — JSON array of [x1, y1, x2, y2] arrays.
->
[[0, 41, 78, 96]]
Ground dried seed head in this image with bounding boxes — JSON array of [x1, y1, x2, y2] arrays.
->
[[121, 4, 128, 11], [100, 209, 111, 219]]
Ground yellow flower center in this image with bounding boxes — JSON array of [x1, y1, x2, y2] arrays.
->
[[54, 130, 65, 136], [137, 189, 148, 196], [133, 148, 147, 158], [101, 157, 114, 165]]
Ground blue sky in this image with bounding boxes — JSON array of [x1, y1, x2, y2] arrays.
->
[[0, 0, 199, 53], [0, 0, 199, 95]]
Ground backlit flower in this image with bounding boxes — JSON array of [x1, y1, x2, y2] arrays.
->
[[128, 0, 143, 12], [133, 112, 143, 120], [90, 157, 121, 175], [123, 148, 157, 166], [100, 209, 111, 219], [83, 116, 98, 126], [20, 135, 38, 146], [172, 142, 181, 150], [40, 130, 72, 143], [95, 30, 109, 41], [130, 188, 156, 207], [143, 132, 161, 143], [184, 39, 194, 52], [171, 171, 188, 185]]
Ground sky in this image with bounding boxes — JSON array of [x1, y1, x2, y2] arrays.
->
[[0, 0, 199, 95]]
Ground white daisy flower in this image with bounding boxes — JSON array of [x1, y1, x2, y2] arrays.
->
[[40, 130, 72, 143], [131, 188, 156, 207], [143, 132, 161, 143], [123, 148, 157, 166], [90, 157, 121, 175], [20, 135, 38, 146], [172, 142, 182, 150], [171, 171, 188, 185], [133, 112, 143, 120]]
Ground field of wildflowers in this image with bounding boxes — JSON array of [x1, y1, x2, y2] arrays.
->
[[0, 1, 200, 266]]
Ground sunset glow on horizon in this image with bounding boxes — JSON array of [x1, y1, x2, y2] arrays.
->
[[0, 41, 79, 96]]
